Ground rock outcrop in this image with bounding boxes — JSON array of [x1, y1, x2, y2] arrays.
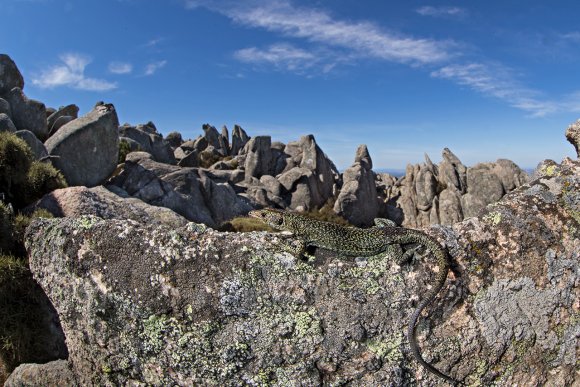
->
[[109, 156, 253, 227], [0, 54, 24, 95], [119, 122, 175, 165], [566, 119, 580, 158], [5, 87, 47, 140], [334, 144, 379, 226], [387, 149, 529, 227], [14, 130, 48, 160], [29, 185, 188, 228], [45, 103, 119, 187], [21, 157, 580, 386]]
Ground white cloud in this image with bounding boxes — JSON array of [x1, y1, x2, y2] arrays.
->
[[144, 37, 164, 48], [190, 0, 453, 66], [188, 1, 580, 117], [227, 2, 453, 65], [560, 31, 580, 42], [416, 6, 467, 18], [144, 60, 167, 75], [234, 43, 318, 71], [32, 53, 117, 91], [108, 61, 133, 74], [431, 63, 558, 116]]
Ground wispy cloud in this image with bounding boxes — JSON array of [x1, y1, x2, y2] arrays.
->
[[431, 63, 559, 116], [416, 6, 467, 18], [144, 37, 164, 48], [190, 0, 453, 66], [235, 43, 339, 74], [32, 53, 117, 91], [144, 60, 167, 75], [186, 1, 579, 117], [108, 61, 133, 74], [559, 31, 580, 42]]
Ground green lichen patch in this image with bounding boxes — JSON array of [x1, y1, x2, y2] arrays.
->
[[366, 332, 403, 363], [482, 211, 502, 226]]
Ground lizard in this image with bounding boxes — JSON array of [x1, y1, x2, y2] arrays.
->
[[248, 208, 459, 385]]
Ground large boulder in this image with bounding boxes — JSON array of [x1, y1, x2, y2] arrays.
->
[[333, 145, 379, 226], [275, 135, 339, 211], [0, 112, 16, 133], [391, 149, 527, 227], [110, 157, 252, 227], [243, 136, 273, 180], [29, 185, 189, 228], [5, 87, 48, 140], [118, 122, 175, 165], [231, 124, 250, 156], [0, 54, 24, 95], [47, 104, 79, 137], [20, 157, 580, 386], [0, 97, 11, 116], [45, 103, 119, 187], [14, 130, 48, 160], [4, 360, 76, 387], [566, 119, 580, 158]]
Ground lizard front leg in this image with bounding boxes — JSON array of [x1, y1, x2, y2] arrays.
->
[[277, 235, 315, 261]]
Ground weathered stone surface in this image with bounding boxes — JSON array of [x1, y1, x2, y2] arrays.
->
[[202, 123, 221, 149], [47, 104, 79, 134], [5, 87, 48, 140], [244, 136, 273, 180], [439, 147, 467, 193], [277, 167, 323, 211], [0, 112, 16, 132], [298, 135, 338, 201], [219, 125, 230, 155], [29, 185, 188, 228], [177, 149, 199, 168], [0, 54, 24, 95], [438, 187, 463, 225], [110, 157, 252, 227], [231, 124, 249, 156], [45, 103, 119, 187], [23, 158, 580, 386], [119, 122, 175, 165], [392, 149, 527, 227], [334, 145, 378, 226], [0, 97, 11, 116], [565, 119, 580, 158], [14, 130, 48, 160], [4, 360, 77, 387], [49, 115, 75, 137], [274, 135, 339, 211]]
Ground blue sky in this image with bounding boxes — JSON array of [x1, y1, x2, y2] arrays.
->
[[1, 0, 579, 169]]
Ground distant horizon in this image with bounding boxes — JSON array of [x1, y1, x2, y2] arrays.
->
[[1, 0, 578, 169]]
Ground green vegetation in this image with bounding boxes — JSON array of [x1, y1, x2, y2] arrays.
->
[[0, 131, 67, 208], [221, 200, 350, 233], [219, 216, 275, 232], [118, 139, 142, 164], [0, 132, 67, 383]]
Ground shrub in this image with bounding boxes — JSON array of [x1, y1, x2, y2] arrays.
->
[[0, 202, 14, 254], [306, 199, 351, 226], [118, 139, 132, 163], [23, 162, 67, 205], [219, 216, 275, 232], [0, 132, 67, 209], [0, 132, 32, 206]]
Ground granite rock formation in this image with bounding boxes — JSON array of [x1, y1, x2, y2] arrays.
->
[[19, 157, 580, 386], [45, 103, 119, 187]]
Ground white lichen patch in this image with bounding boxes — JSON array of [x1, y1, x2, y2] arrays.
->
[[90, 269, 110, 294]]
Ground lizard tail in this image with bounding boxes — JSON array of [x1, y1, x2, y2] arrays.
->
[[404, 230, 460, 385]]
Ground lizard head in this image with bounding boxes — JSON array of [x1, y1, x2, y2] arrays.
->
[[248, 208, 286, 230]]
